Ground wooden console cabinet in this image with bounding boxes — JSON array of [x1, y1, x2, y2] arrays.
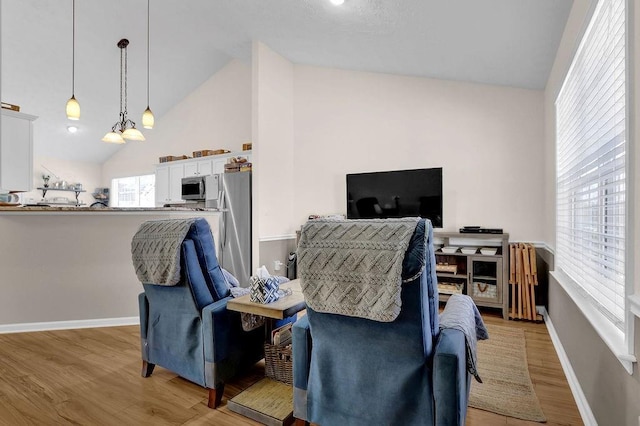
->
[[434, 232, 509, 319]]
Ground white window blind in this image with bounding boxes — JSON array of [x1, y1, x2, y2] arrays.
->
[[556, 0, 626, 328]]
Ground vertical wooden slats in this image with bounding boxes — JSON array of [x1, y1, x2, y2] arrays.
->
[[509, 243, 542, 322]]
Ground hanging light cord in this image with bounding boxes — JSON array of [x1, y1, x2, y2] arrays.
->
[[119, 44, 124, 125], [71, 0, 75, 96], [147, 0, 150, 107], [124, 44, 128, 118]]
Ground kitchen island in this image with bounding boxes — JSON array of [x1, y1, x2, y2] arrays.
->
[[0, 208, 222, 332]]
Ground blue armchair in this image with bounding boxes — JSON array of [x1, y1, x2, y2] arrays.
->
[[134, 218, 264, 408], [292, 219, 472, 425]]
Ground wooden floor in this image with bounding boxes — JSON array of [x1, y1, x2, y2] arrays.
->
[[0, 312, 582, 425]]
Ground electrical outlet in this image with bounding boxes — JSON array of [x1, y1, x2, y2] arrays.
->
[[274, 260, 283, 271]]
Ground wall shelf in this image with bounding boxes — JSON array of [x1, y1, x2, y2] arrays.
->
[[37, 187, 86, 207]]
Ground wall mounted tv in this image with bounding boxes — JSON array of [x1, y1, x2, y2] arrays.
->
[[346, 167, 443, 227]]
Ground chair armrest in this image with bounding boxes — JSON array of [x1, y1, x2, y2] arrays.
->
[[292, 315, 312, 421], [138, 292, 150, 360], [138, 292, 149, 339], [202, 296, 233, 363], [292, 315, 312, 390], [433, 328, 470, 426]]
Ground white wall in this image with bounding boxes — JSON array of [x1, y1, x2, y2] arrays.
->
[[22, 156, 103, 206], [252, 42, 295, 239], [292, 65, 545, 241], [101, 59, 252, 184]]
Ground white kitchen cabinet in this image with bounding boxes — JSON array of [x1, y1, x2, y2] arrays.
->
[[155, 165, 169, 206], [0, 110, 37, 192], [184, 158, 214, 177], [154, 163, 185, 206]]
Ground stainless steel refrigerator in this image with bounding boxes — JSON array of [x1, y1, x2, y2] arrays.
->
[[218, 171, 252, 287]]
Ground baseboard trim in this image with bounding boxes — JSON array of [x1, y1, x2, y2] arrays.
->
[[539, 307, 597, 426], [0, 316, 140, 334]]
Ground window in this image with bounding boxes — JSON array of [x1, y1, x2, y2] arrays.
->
[[111, 175, 155, 208], [555, 0, 626, 331]]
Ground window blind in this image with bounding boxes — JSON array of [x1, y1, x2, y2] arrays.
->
[[556, 0, 626, 328]]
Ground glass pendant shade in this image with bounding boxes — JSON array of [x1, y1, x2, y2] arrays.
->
[[122, 127, 145, 141], [66, 96, 80, 120], [102, 132, 125, 144], [142, 107, 154, 129]]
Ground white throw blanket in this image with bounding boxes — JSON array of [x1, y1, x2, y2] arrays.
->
[[297, 218, 419, 322], [131, 218, 198, 286]]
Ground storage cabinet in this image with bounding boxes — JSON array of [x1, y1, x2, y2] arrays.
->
[[184, 158, 214, 177], [0, 110, 37, 192], [155, 163, 185, 206], [434, 232, 509, 319]]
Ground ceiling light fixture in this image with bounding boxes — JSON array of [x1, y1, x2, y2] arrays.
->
[[329, 0, 345, 5], [67, 125, 78, 133], [142, 0, 154, 129], [65, 0, 80, 120], [102, 39, 145, 144]]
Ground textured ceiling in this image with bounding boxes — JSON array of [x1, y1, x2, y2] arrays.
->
[[1, 0, 573, 163]]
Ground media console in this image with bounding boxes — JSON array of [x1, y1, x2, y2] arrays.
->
[[434, 231, 509, 319]]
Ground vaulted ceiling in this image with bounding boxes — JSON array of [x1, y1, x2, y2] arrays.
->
[[1, 0, 573, 163]]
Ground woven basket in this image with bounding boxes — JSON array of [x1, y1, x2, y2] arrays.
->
[[264, 343, 293, 385], [473, 282, 497, 299]]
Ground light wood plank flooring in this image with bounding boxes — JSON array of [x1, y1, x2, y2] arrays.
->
[[0, 312, 582, 425]]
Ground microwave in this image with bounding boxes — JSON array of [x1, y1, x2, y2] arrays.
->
[[181, 175, 220, 206]]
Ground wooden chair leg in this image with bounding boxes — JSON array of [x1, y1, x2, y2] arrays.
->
[[207, 384, 224, 409], [294, 419, 310, 426], [141, 360, 155, 378]]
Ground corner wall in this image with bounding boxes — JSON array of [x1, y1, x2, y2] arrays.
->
[[251, 42, 296, 274]]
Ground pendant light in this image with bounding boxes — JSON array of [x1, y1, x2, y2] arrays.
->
[[102, 39, 145, 143], [142, 0, 155, 129], [65, 0, 80, 120]]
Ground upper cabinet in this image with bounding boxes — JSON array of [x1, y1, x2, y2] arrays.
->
[[0, 110, 37, 192], [154, 151, 251, 207]]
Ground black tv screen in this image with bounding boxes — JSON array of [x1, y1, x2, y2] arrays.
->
[[346, 168, 443, 227]]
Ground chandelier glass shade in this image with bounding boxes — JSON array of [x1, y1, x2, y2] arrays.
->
[[142, 107, 154, 129], [102, 38, 145, 143], [66, 96, 80, 121]]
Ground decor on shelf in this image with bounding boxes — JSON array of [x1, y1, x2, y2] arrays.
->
[[102, 39, 145, 144], [142, 0, 154, 129], [66, 0, 80, 120]]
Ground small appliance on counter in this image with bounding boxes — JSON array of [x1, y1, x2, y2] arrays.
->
[[91, 188, 110, 208]]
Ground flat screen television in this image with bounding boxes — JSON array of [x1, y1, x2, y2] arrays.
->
[[346, 167, 443, 227]]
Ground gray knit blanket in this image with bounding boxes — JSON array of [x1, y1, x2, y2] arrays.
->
[[131, 218, 198, 286], [439, 294, 489, 383], [297, 218, 419, 322]]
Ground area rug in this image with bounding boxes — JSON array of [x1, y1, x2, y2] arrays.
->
[[469, 324, 547, 422]]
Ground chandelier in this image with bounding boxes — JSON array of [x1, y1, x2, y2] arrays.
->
[[102, 39, 145, 144]]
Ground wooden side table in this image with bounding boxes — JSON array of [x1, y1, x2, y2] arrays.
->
[[226, 280, 305, 426]]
